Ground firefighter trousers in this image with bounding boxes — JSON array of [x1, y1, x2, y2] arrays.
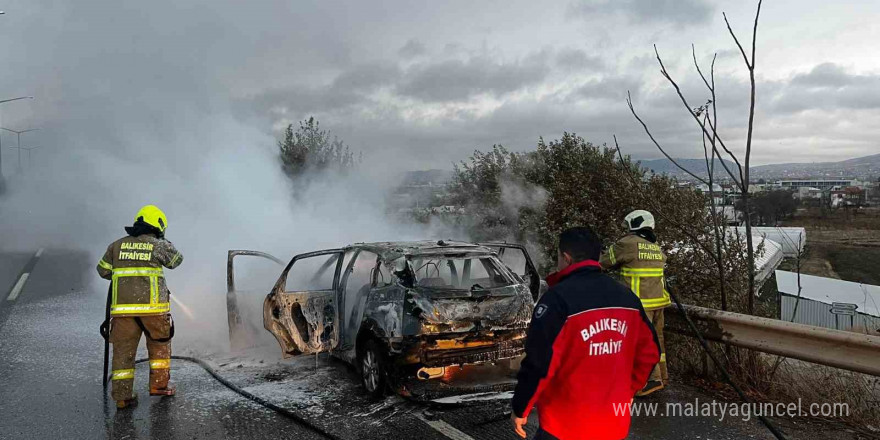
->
[[644, 308, 668, 384], [109, 314, 173, 401]]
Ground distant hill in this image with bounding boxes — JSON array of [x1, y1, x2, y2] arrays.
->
[[637, 158, 739, 179], [750, 153, 880, 179], [638, 154, 880, 181]]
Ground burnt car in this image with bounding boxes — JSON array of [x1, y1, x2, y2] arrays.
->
[[226, 240, 543, 396]]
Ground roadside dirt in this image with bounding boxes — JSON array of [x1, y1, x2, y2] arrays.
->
[[780, 209, 880, 285]]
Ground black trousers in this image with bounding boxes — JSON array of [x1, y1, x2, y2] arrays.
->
[[533, 429, 560, 440]]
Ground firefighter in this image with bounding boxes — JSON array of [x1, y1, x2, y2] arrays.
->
[[97, 205, 183, 409], [599, 210, 670, 397], [512, 227, 660, 440]]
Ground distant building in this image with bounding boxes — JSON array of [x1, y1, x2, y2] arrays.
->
[[868, 181, 880, 204], [777, 271, 880, 334], [794, 186, 822, 200], [776, 179, 855, 190], [830, 186, 866, 207], [695, 183, 724, 205], [730, 226, 806, 257], [748, 183, 772, 193], [711, 205, 740, 225]]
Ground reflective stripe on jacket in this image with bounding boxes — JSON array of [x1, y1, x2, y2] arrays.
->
[[599, 234, 671, 310], [97, 235, 183, 316]]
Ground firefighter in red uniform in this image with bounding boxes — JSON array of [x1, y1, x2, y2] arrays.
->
[[511, 227, 660, 440]]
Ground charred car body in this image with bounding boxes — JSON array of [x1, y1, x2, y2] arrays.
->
[[227, 241, 542, 396]]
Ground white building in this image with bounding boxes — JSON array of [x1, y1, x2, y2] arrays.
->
[[695, 183, 724, 206], [729, 226, 806, 258], [795, 187, 822, 200], [777, 271, 880, 334], [776, 179, 855, 190], [711, 205, 739, 225]]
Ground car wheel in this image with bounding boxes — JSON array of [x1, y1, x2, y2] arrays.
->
[[360, 339, 387, 398]]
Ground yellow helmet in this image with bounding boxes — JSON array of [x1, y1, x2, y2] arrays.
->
[[135, 205, 168, 232]]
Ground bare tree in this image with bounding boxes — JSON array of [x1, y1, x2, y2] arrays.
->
[[627, 0, 764, 314]]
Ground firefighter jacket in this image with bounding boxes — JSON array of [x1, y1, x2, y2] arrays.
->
[[97, 234, 183, 317], [600, 233, 671, 310], [512, 260, 661, 440]]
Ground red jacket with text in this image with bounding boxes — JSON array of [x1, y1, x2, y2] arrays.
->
[[512, 260, 660, 440]]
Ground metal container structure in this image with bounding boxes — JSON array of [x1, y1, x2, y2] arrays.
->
[[730, 226, 806, 257], [776, 270, 880, 335]]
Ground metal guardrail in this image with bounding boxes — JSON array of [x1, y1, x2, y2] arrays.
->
[[667, 304, 880, 377]]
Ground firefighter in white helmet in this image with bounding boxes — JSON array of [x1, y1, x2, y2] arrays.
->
[[599, 210, 670, 396]]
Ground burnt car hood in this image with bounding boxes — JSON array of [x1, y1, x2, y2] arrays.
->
[[409, 284, 534, 332]]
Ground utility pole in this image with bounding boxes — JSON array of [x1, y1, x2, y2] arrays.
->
[[1, 127, 39, 174], [0, 96, 35, 181]]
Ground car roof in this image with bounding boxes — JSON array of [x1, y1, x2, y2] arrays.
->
[[348, 240, 494, 260]]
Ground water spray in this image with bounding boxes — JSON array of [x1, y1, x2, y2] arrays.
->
[[170, 294, 195, 320]]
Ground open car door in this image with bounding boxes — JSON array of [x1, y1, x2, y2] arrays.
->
[[263, 249, 344, 357], [481, 242, 544, 300], [227, 250, 284, 350]]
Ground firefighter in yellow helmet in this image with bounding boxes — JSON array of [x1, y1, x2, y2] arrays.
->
[[599, 210, 670, 396], [97, 205, 183, 409]]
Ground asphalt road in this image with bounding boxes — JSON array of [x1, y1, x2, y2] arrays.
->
[[0, 248, 867, 440]]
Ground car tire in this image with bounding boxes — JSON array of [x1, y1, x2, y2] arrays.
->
[[360, 339, 388, 398]]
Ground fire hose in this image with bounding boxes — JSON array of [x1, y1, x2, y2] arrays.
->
[[100, 291, 342, 440], [101, 355, 342, 440], [134, 356, 342, 440], [99, 286, 787, 439]]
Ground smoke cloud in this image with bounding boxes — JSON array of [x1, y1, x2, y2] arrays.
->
[[0, 1, 445, 353]]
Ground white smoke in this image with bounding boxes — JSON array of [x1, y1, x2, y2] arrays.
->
[[499, 177, 548, 218], [0, 106, 447, 353], [0, 0, 455, 356]]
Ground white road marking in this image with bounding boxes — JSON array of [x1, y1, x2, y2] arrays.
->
[[431, 391, 514, 404], [7, 273, 30, 301], [416, 413, 476, 440], [6, 249, 44, 301]]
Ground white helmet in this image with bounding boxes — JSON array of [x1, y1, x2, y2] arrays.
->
[[624, 210, 655, 231]]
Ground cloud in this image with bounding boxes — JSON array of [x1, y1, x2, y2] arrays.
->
[[789, 62, 857, 88], [396, 53, 552, 102], [554, 48, 605, 72], [570, 0, 715, 26], [770, 63, 880, 113], [572, 76, 643, 101], [398, 39, 427, 59]]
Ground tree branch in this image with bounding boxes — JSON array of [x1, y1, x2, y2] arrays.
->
[[626, 91, 709, 185], [654, 45, 744, 187], [723, 12, 751, 69], [701, 50, 746, 186], [614, 134, 726, 262], [692, 44, 714, 93]]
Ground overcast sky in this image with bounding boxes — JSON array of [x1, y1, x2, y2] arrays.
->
[[1, 0, 878, 172]]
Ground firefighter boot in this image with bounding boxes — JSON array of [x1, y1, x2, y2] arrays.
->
[[150, 384, 176, 396], [116, 393, 139, 409], [636, 380, 665, 397]]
